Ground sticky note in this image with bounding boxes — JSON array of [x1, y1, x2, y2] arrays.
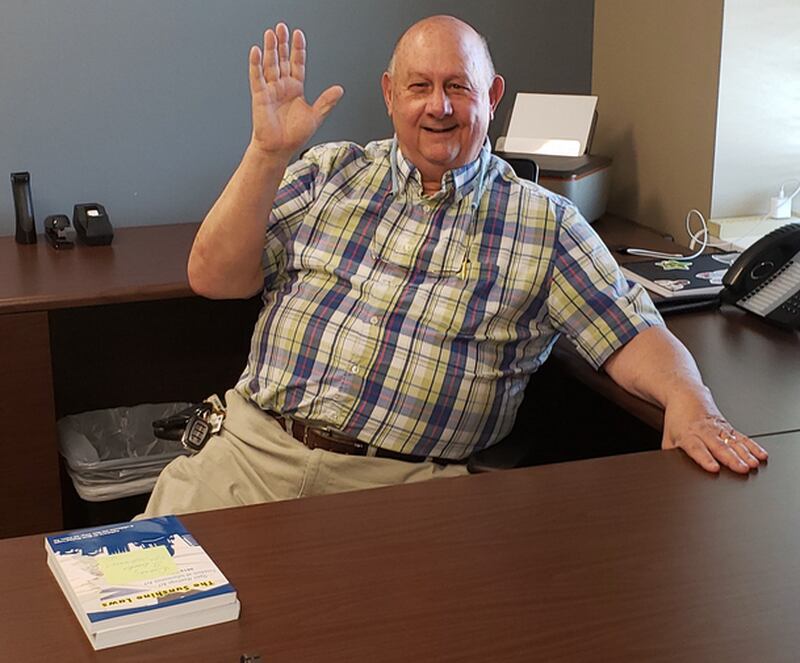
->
[[98, 546, 178, 585]]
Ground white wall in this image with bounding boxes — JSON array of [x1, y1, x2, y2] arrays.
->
[[712, 0, 800, 217]]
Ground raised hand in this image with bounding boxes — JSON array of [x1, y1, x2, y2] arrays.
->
[[248, 23, 344, 159]]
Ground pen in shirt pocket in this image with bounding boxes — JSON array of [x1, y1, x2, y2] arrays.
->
[[459, 257, 471, 280]]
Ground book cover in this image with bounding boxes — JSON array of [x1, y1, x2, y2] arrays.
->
[[45, 515, 239, 649], [620, 252, 740, 299]]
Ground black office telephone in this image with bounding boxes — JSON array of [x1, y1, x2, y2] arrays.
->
[[721, 222, 800, 329]]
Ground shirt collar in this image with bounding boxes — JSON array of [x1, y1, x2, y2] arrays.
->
[[390, 137, 491, 204]]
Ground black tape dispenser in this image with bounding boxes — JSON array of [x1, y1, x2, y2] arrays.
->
[[73, 203, 114, 246]]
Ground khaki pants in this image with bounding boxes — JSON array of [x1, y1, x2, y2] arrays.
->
[[142, 390, 469, 518]]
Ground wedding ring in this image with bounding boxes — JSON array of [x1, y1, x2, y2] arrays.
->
[[717, 426, 737, 444]]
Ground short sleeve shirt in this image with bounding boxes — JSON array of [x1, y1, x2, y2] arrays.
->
[[235, 138, 663, 459]]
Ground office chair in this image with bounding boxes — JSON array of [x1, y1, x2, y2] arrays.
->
[[501, 156, 539, 184]]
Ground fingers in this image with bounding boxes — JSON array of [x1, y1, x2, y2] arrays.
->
[[712, 435, 758, 474], [262, 28, 279, 83], [312, 85, 345, 120], [742, 436, 769, 461], [276, 23, 290, 79], [290, 29, 307, 82], [714, 425, 765, 471], [248, 45, 266, 95], [677, 437, 720, 473], [260, 24, 304, 85]]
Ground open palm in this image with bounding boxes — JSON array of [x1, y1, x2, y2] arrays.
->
[[249, 24, 343, 159]]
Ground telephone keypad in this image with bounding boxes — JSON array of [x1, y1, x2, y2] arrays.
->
[[779, 292, 800, 316]]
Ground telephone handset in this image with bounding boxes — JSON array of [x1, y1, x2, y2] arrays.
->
[[722, 223, 800, 329]]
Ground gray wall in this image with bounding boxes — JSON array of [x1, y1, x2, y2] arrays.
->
[[1, 0, 593, 236]]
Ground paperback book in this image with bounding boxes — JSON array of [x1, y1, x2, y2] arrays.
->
[[45, 515, 240, 650], [621, 252, 740, 299]]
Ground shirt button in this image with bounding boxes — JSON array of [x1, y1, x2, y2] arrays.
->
[[370, 316, 379, 325], [404, 242, 414, 253], [350, 364, 360, 374]]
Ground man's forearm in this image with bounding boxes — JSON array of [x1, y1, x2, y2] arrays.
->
[[188, 144, 291, 299], [603, 324, 767, 473], [602, 325, 717, 413]]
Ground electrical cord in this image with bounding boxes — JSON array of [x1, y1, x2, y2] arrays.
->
[[688, 179, 799, 251], [779, 178, 800, 202], [774, 179, 800, 217], [690, 212, 769, 251], [622, 209, 712, 260], [623, 178, 800, 261]]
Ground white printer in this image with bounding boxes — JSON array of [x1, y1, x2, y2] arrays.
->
[[495, 93, 611, 223]]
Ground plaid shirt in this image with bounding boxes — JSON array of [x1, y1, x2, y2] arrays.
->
[[235, 138, 662, 459]]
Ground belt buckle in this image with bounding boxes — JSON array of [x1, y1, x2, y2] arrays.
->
[[316, 424, 367, 453], [290, 419, 333, 446], [317, 424, 340, 440], [286, 415, 367, 455]]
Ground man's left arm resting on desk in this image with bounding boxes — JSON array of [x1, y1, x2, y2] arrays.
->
[[603, 325, 767, 473], [549, 209, 767, 474]]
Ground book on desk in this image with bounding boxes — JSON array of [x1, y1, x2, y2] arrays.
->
[[44, 515, 240, 650], [621, 252, 740, 299]]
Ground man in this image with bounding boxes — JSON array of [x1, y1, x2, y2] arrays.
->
[[143, 16, 766, 517]]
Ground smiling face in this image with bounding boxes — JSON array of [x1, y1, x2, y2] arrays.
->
[[381, 17, 505, 193]]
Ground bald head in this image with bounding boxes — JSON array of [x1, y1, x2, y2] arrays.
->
[[387, 15, 496, 86], [380, 14, 505, 192]]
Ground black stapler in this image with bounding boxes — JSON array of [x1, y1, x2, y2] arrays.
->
[[73, 202, 114, 246], [44, 214, 76, 249]]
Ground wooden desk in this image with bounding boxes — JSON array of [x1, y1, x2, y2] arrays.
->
[[0, 223, 194, 313], [1, 218, 796, 538], [2, 435, 799, 662], [0, 225, 258, 537]]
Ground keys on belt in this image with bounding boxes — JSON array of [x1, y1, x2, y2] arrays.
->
[[152, 395, 225, 453]]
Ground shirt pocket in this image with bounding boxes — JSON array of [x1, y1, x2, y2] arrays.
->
[[409, 260, 503, 340], [288, 187, 376, 275], [368, 202, 470, 277]]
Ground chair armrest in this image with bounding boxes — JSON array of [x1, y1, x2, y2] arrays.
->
[[467, 435, 534, 473]]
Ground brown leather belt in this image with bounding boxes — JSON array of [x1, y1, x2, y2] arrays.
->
[[267, 412, 460, 465]]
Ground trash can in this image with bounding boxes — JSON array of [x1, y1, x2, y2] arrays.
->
[[57, 403, 191, 522]]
